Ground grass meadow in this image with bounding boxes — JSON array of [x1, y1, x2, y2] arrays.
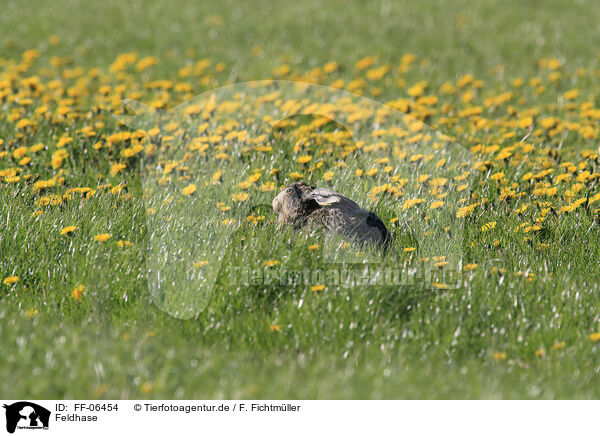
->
[[3, 0, 600, 398]]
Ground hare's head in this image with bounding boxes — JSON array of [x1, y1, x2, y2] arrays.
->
[[272, 182, 317, 224]]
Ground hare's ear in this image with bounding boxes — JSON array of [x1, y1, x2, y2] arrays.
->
[[303, 188, 341, 206]]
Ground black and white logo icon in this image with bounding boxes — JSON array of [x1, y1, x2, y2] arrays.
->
[[3, 402, 50, 433]]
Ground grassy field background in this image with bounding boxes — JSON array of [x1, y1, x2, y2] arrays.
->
[[2, 0, 600, 398]]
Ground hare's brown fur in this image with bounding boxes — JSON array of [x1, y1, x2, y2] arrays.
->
[[272, 182, 392, 252]]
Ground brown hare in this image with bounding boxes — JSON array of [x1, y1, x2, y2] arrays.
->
[[272, 182, 392, 252]]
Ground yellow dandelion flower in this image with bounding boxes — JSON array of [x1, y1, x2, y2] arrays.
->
[[110, 163, 127, 176], [260, 182, 275, 192], [323, 61, 339, 73], [139, 383, 153, 394], [545, 58, 561, 69], [457, 74, 474, 88], [511, 78, 524, 87], [231, 192, 249, 202], [551, 341, 566, 350], [264, 260, 280, 267], [211, 170, 223, 184], [308, 244, 319, 251], [193, 261, 209, 268], [16, 118, 36, 129], [56, 136, 73, 148], [296, 155, 312, 164], [60, 225, 77, 235], [136, 56, 158, 71], [429, 281, 448, 289], [355, 56, 375, 70], [182, 184, 196, 196], [311, 284, 325, 292], [402, 198, 425, 211], [272, 64, 290, 76], [517, 117, 532, 128], [563, 89, 579, 100], [323, 171, 335, 181], [456, 203, 479, 218], [3, 276, 19, 285], [481, 221, 497, 232], [589, 333, 600, 342], [407, 82, 426, 97], [33, 179, 56, 192], [71, 284, 85, 300], [492, 352, 507, 362], [94, 233, 111, 242], [403, 247, 416, 252], [588, 192, 600, 206]]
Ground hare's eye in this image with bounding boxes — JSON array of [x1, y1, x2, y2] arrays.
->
[[285, 188, 294, 195]]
